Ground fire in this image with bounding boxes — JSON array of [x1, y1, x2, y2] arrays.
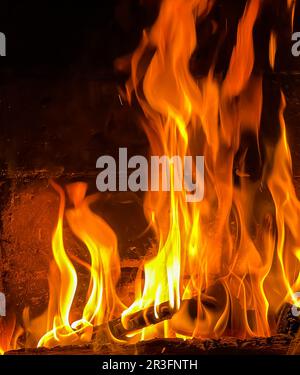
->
[[37, 181, 79, 347], [287, 0, 297, 29], [1, 0, 300, 353], [66, 182, 124, 327], [37, 181, 124, 348], [0, 315, 16, 355], [124, 0, 299, 340], [269, 31, 277, 70]]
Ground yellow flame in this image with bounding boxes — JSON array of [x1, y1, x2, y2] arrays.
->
[[38, 182, 124, 347], [66, 182, 125, 327], [38, 181, 79, 347]]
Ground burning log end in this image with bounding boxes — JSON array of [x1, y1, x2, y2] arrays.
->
[[93, 293, 224, 345], [276, 303, 300, 336], [112, 302, 173, 336], [93, 301, 174, 344]]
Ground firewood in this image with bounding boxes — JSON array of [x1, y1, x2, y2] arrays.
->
[[5, 335, 298, 355], [93, 301, 174, 343], [276, 302, 300, 336]]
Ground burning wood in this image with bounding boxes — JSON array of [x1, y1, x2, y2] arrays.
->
[[277, 303, 300, 336], [4, 335, 298, 355], [93, 301, 174, 343]]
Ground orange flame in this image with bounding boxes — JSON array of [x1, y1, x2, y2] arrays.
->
[[7, 0, 299, 350], [269, 31, 277, 70], [65, 182, 124, 327], [124, 0, 299, 340], [38, 182, 124, 347], [0, 315, 16, 354], [287, 0, 296, 30]]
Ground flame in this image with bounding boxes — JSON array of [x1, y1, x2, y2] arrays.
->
[[37, 182, 124, 348], [266, 92, 300, 305], [287, 0, 296, 30], [3, 0, 300, 351], [38, 181, 80, 347], [123, 0, 214, 339], [0, 315, 16, 354], [269, 31, 277, 70], [124, 0, 299, 340], [65, 183, 125, 327]]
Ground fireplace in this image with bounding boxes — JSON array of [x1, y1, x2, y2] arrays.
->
[[1, 0, 300, 358]]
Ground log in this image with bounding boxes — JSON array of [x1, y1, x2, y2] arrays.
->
[[93, 294, 215, 342], [93, 301, 174, 341], [276, 303, 300, 336], [5, 335, 299, 355]]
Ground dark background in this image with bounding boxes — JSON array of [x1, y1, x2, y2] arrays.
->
[[0, 1, 160, 78], [0, 0, 299, 174], [0, 0, 299, 75]]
